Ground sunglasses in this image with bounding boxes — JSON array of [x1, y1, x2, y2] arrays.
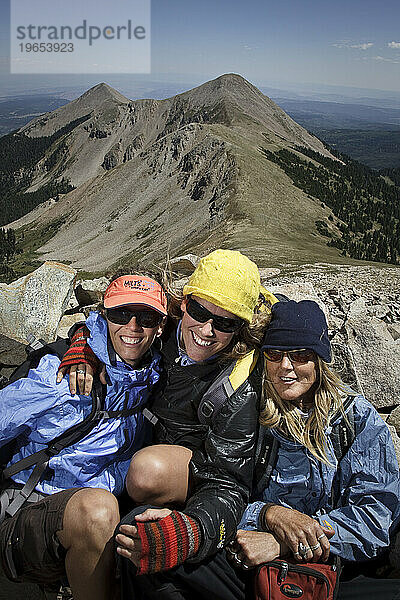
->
[[105, 307, 163, 328], [185, 297, 243, 333], [263, 349, 315, 364]]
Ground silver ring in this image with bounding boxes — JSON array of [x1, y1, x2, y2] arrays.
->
[[76, 369, 86, 375], [310, 542, 321, 551], [294, 552, 301, 558], [298, 542, 310, 557], [241, 563, 250, 570], [317, 533, 327, 541]]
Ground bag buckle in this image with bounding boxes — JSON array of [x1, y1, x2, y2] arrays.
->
[[278, 562, 288, 583], [200, 400, 214, 419]]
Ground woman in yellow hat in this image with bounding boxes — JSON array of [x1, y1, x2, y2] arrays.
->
[[58, 250, 277, 582]]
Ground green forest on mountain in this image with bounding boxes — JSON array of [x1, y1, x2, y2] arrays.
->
[[262, 146, 400, 264], [0, 114, 90, 226]]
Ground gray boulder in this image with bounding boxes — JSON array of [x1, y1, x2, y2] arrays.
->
[[74, 277, 110, 306], [345, 298, 400, 408], [170, 254, 200, 275], [0, 261, 76, 344]]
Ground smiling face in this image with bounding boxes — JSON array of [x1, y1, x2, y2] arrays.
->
[[266, 351, 318, 408], [180, 296, 236, 362], [106, 304, 164, 367]]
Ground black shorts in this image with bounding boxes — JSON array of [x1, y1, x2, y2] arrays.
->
[[0, 488, 81, 586]]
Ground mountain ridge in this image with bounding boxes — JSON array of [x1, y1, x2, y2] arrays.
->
[[2, 74, 397, 276]]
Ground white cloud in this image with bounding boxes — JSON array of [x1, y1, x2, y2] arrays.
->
[[388, 41, 400, 49], [333, 41, 373, 50], [371, 55, 400, 63], [351, 42, 374, 50]]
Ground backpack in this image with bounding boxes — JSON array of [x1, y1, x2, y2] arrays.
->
[[0, 336, 139, 523], [142, 349, 262, 431]]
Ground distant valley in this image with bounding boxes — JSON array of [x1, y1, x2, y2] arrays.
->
[[274, 98, 400, 169], [0, 95, 70, 136]]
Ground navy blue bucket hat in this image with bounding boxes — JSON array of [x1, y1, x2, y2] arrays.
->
[[261, 300, 331, 362]]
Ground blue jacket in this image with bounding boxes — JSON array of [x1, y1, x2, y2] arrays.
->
[[0, 311, 162, 496], [239, 395, 400, 561]]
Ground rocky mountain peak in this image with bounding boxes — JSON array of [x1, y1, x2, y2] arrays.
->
[[77, 82, 131, 105], [176, 72, 266, 107], [21, 81, 131, 138]]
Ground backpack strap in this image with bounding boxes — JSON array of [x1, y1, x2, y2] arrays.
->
[[1, 373, 106, 521], [330, 395, 356, 463], [253, 427, 280, 495], [197, 349, 259, 426]]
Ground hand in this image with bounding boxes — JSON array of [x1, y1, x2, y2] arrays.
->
[[115, 508, 172, 566], [264, 506, 333, 563], [57, 363, 95, 396], [227, 530, 289, 569]]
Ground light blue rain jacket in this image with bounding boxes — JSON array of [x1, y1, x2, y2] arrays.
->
[[239, 396, 400, 561], [0, 311, 162, 496]]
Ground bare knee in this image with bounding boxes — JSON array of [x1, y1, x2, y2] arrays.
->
[[126, 447, 169, 502], [59, 488, 120, 551], [126, 445, 192, 505]]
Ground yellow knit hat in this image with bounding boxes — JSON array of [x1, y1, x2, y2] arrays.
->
[[183, 249, 261, 323]]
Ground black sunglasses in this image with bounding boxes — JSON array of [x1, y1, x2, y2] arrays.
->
[[263, 349, 315, 364], [105, 307, 163, 328], [185, 297, 243, 333]]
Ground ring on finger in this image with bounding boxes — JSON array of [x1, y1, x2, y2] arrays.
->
[[310, 543, 321, 551], [298, 543, 310, 557], [76, 369, 86, 375], [317, 533, 327, 541], [241, 563, 250, 571]]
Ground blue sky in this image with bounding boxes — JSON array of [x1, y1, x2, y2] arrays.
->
[[1, 0, 400, 95]]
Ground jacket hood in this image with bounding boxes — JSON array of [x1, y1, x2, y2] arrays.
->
[[86, 311, 162, 385]]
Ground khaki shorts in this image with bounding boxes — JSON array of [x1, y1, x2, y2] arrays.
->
[[0, 488, 81, 586]]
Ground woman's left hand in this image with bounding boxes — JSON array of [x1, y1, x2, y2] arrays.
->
[[115, 508, 172, 565], [264, 505, 332, 562], [227, 530, 288, 569]]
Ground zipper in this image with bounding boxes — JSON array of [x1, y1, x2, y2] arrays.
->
[[265, 560, 331, 596]]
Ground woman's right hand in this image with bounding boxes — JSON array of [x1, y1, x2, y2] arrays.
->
[[227, 530, 289, 569], [264, 505, 333, 562]]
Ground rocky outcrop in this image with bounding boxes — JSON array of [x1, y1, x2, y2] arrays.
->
[[102, 143, 122, 170], [0, 261, 76, 344], [74, 277, 110, 305], [170, 254, 200, 274]]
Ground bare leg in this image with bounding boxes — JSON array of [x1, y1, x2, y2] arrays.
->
[[126, 444, 193, 506], [57, 488, 120, 600]]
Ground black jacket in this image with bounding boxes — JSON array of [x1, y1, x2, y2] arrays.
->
[[151, 325, 262, 561]]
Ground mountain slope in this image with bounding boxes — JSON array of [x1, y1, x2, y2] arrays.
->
[[4, 73, 395, 275]]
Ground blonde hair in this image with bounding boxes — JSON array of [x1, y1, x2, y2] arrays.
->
[[260, 355, 352, 464]]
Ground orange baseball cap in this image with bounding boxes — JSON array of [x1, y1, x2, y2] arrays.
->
[[104, 275, 168, 315]]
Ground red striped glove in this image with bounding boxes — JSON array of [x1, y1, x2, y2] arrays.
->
[[136, 511, 201, 575], [58, 325, 99, 373]]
